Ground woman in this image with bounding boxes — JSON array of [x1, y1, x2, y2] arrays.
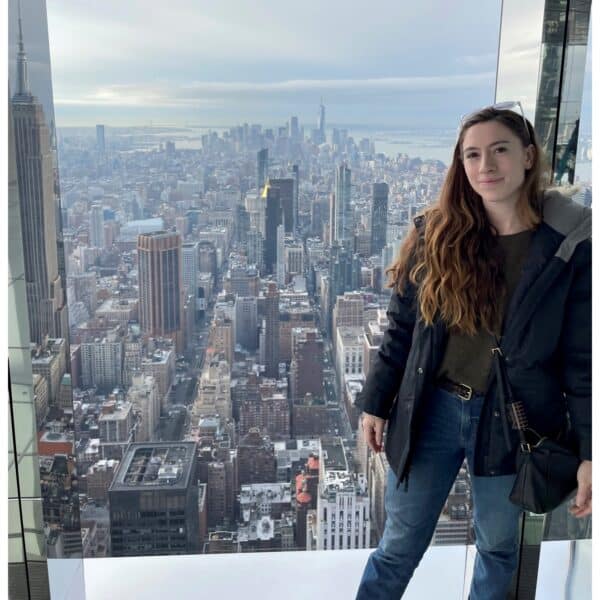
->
[[354, 104, 592, 600]]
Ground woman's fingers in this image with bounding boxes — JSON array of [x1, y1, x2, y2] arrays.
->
[[374, 420, 383, 449], [362, 414, 385, 453]]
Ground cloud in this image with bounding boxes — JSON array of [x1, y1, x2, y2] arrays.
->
[[54, 72, 494, 108]]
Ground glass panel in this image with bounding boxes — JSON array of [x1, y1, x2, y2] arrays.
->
[[9, 499, 23, 536], [8, 537, 24, 563], [20, 498, 44, 532], [11, 400, 37, 455], [15, 453, 43, 498], [495, 0, 546, 119], [8, 449, 19, 498], [536, 539, 592, 599], [573, 23, 592, 189], [552, 2, 591, 184], [24, 531, 46, 561]]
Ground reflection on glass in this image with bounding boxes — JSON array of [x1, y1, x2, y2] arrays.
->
[[495, 0, 546, 120], [533, 0, 591, 183], [8, 0, 83, 563]]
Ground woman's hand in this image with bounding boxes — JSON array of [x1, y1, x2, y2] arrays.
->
[[569, 460, 592, 518], [361, 412, 387, 454]]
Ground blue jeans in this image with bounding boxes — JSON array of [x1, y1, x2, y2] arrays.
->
[[356, 386, 522, 600]]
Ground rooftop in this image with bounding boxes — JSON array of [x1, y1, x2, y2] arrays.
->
[[109, 441, 197, 491]]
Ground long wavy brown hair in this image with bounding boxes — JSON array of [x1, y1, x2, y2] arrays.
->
[[385, 107, 550, 335]]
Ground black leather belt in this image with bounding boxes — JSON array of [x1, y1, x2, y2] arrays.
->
[[437, 377, 473, 401]]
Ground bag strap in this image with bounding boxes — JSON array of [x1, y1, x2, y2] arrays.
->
[[491, 335, 528, 452]]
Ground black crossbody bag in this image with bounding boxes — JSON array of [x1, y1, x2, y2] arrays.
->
[[491, 340, 581, 514]]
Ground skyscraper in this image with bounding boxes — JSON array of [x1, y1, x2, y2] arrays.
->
[[182, 241, 199, 295], [318, 99, 326, 143], [11, 14, 67, 345], [370, 182, 389, 256], [269, 178, 295, 233], [289, 328, 324, 401], [263, 282, 280, 378], [292, 164, 299, 236], [257, 147, 268, 191], [263, 181, 282, 275], [289, 116, 299, 140], [89, 203, 104, 248], [137, 231, 184, 351], [96, 124, 105, 153], [334, 164, 353, 248], [109, 442, 199, 556]]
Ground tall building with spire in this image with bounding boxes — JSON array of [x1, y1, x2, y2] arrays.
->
[[318, 99, 326, 143], [11, 6, 67, 345]]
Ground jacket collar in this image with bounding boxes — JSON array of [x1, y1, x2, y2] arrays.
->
[[541, 187, 591, 263], [501, 187, 590, 349]]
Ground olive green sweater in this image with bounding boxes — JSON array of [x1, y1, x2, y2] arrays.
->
[[435, 229, 533, 393]]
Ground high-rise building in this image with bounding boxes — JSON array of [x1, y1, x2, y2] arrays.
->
[[269, 178, 295, 234], [198, 241, 217, 283], [80, 335, 123, 390], [336, 326, 364, 395], [263, 282, 280, 378], [193, 358, 232, 422], [332, 292, 365, 342], [182, 241, 199, 295], [140, 347, 176, 408], [318, 99, 326, 144], [334, 164, 353, 248], [235, 296, 258, 351], [371, 183, 389, 256], [289, 116, 299, 140], [11, 23, 67, 345], [247, 228, 264, 272], [68, 272, 97, 316], [238, 428, 277, 485], [137, 231, 184, 351], [362, 310, 389, 377], [89, 203, 104, 248], [311, 437, 369, 550], [127, 373, 160, 442], [96, 124, 105, 153], [263, 181, 282, 275], [276, 223, 285, 286], [207, 312, 234, 367], [292, 164, 300, 235], [108, 442, 199, 556], [257, 147, 268, 191], [225, 265, 260, 297], [289, 328, 324, 401], [98, 399, 135, 448], [285, 242, 304, 281], [31, 337, 67, 407], [9, 92, 54, 594]]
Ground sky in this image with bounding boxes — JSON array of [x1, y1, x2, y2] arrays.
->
[[9, 0, 503, 129], [8, 0, 592, 134]]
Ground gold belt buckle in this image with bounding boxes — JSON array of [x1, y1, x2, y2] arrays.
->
[[457, 383, 473, 401]]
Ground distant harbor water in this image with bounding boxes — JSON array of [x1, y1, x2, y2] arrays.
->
[[58, 124, 593, 180]]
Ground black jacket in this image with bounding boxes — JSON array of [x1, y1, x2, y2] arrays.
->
[[357, 189, 592, 486]]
